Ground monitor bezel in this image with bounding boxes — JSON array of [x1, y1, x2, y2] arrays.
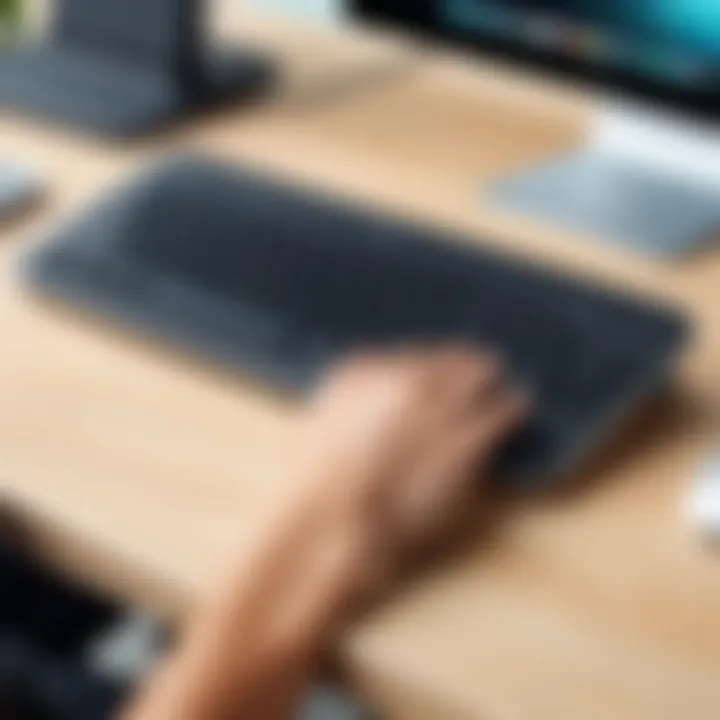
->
[[352, 1, 720, 122]]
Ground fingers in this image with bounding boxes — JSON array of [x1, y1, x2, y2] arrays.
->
[[442, 386, 531, 483], [305, 344, 532, 570], [399, 345, 507, 425], [371, 343, 529, 484], [333, 343, 524, 419], [364, 343, 500, 392], [426, 347, 502, 416], [391, 385, 529, 547], [413, 383, 530, 498], [331, 344, 516, 437]]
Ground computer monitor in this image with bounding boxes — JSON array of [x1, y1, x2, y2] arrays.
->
[[353, 1, 720, 256]]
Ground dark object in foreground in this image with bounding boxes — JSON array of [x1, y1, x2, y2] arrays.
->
[[23, 157, 690, 486], [0, 545, 125, 719]]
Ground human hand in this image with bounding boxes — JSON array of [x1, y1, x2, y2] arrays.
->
[[125, 347, 529, 720], [290, 345, 530, 598]]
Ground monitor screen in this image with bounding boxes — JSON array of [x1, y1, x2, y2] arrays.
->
[[354, 1, 720, 118]]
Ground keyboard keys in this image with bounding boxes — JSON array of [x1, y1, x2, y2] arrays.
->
[[24, 157, 690, 486]]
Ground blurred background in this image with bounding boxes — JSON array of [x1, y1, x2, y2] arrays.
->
[[0, 0, 718, 719]]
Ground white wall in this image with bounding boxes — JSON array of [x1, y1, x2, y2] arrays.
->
[[244, 0, 342, 23]]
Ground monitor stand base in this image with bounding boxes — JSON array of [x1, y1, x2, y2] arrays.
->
[[490, 103, 720, 258], [0, 43, 275, 138]]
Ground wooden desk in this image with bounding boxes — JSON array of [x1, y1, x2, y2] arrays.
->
[[1, 7, 719, 719]]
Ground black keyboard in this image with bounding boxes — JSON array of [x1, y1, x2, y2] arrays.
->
[[23, 157, 690, 486]]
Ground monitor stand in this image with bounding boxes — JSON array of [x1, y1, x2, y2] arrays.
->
[[0, 0, 275, 138], [490, 102, 720, 258]]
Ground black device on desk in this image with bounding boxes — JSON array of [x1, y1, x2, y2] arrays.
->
[[22, 157, 689, 488], [0, 0, 274, 137], [0, 542, 126, 718]]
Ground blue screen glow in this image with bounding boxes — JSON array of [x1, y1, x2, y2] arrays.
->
[[444, 0, 720, 90]]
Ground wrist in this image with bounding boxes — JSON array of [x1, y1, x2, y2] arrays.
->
[[278, 494, 383, 624], [288, 478, 393, 610], [218, 494, 380, 655]]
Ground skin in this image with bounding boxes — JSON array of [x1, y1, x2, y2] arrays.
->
[[126, 346, 529, 720]]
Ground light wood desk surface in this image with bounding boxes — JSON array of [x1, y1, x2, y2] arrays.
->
[[1, 7, 720, 719]]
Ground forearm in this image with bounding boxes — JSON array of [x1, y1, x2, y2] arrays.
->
[[125, 347, 521, 719], [126, 500, 369, 720]]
